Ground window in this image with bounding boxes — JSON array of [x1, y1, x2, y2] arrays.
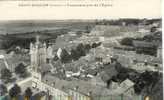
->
[[32, 82, 37, 88]]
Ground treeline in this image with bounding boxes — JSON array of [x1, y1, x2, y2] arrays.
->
[[57, 42, 101, 63], [119, 29, 162, 56], [0, 63, 29, 84], [0, 83, 33, 100], [0, 29, 70, 50], [134, 71, 162, 94], [119, 37, 158, 56], [1, 38, 35, 50], [108, 62, 162, 95], [95, 18, 161, 26]]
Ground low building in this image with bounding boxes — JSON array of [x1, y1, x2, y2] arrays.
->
[[68, 88, 91, 100], [112, 79, 135, 98], [119, 79, 135, 96], [109, 81, 119, 90], [157, 46, 162, 59], [90, 76, 106, 87], [133, 40, 158, 56], [100, 63, 118, 87], [131, 62, 162, 73], [30, 36, 137, 100]]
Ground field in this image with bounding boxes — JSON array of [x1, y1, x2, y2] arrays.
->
[[0, 20, 95, 49], [0, 20, 95, 34]]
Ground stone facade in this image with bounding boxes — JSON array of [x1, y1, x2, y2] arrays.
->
[[30, 36, 53, 71], [69, 89, 91, 100]]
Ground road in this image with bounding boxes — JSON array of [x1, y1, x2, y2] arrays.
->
[[7, 77, 32, 91]]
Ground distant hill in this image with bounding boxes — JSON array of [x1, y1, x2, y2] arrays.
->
[[0, 20, 95, 49], [0, 20, 95, 35]]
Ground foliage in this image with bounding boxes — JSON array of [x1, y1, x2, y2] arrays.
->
[[0, 68, 12, 83], [134, 71, 161, 94], [53, 54, 59, 61], [120, 37, 134, 46], [76, 43, 86, 57], [85, 25, 92, 33], [1, 38, 35, 50], [15, 63, 27, 78], [95, 19, 141, 25], [135, 46, 157, 56], [70, 49, 79, 60], [91, 42, 101, 48], [150, 26, 157, 33], [25, 87, 33, 98], [95, 18, 161, 26], [60, 42, 101, 63], [9, 84, 21, 98], [60, 49, 70, 63], [70, 43, 87, 61], [143, 35, 154, 42], [0, 84, 8, 95], [84, 44, 91, 51]]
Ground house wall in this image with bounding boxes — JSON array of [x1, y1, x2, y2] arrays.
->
[[157, 48, 162, 59], [32, 72, 69, 100], [69, 90, 91, 100], [124, 87, 135, 97]]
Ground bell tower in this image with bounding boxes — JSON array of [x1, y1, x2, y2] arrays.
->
[[30, 36, 47, 89], [30, 36, 47, 72]]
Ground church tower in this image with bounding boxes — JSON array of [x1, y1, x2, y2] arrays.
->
[[30, 36, 47, 72]]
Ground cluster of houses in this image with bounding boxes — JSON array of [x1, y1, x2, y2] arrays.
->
[[0, 20, 162, 100], [28, 22, 162, 100], [29, 36, 140, 100]]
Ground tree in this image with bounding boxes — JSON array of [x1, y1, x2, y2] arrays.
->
[[85, 25, 92, 33], [70, 49, 79, 60], [76, 43, 86, 56], [0, 68, 12, 83], [150, 26, 157, 33], [84, 44, 91, 51], [143, 35, 154, 42], [60, 49, 70, 63], [53, 54, 59, 61], [0, 83, 7, 96], [91, 43, 97, 48], [120, 37, 134, 46], [9, 84, 21, 99], [24, 87, 33, 100], [15, 63, 27, 78]]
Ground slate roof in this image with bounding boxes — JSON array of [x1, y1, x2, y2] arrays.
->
[[41, 73, 135, 98], [0, 60, 6, 71], [33, 91, 47, 100], [40, 64, 52, 73], [133, 40, 158, 48], [100, 63, 118, 82], [120, 79, 134, 89], [42, 74, 112, 97], [112, 79, 134, 95]]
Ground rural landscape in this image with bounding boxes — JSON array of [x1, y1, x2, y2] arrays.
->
[[0, 19, 162, 100]]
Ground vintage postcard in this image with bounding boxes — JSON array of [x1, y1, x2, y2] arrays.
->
[[0, 0, 162, 100]]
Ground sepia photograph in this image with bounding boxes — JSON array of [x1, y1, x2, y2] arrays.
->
[[0, 19, 162, 100], [0, 0, 162, 100]]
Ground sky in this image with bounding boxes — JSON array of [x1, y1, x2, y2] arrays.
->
[[0, 0, 161, 20]]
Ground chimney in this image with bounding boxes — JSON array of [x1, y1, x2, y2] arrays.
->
[[74, 86, 79, 91], [88, 91, 92, 96], [144, 60, 148, 66], [52, 82, 55, 87]]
